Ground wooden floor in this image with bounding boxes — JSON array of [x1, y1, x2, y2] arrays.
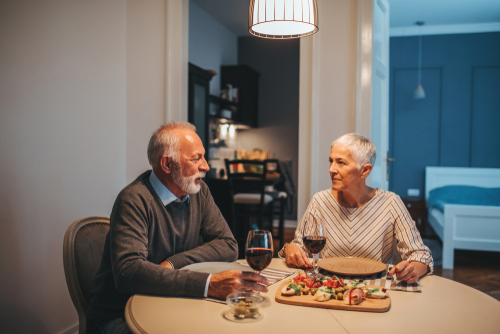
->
[[274, 227, 500, 302], [433, 250, 500, 301]]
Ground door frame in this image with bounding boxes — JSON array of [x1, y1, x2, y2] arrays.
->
[[165, 0, 189, 122], [298, 0, 390, 219]]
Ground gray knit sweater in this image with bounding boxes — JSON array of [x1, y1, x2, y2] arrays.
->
[[86, 171, 238, 319]]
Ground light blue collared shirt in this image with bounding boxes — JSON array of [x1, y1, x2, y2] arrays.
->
[[149, 170, 211, 298], [149, 170, 190, 206]]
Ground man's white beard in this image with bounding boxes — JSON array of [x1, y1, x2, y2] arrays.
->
[[171, 162, 205, 194]]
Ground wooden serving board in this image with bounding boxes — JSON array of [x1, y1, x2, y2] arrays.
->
[[275, 281, 391, 312]]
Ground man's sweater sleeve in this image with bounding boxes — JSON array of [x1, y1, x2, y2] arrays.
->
[[109, 192, 210, 298], [167, 184, 238, 268]]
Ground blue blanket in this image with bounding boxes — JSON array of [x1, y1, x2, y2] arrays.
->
[[429, 186, 500, 211]]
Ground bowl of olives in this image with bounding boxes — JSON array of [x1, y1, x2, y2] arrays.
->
[[225, 292, 264, 321]]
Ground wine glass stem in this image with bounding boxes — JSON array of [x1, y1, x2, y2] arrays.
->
[[312, 254, 317, 274], [254, 270, 262, 295]]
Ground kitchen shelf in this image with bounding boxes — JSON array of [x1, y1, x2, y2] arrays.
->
[[208, 115, 234, 123], [209, 95, 238, 107], [209, 94, 238, 122], [221, 65, 259, 128]]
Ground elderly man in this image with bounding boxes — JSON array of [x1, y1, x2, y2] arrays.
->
[[86, 121, 268, 334]]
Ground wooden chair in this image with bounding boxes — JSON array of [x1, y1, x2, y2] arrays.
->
[[63, 216, 110, 334], [263, 159, 288, 250], [225, 159, 289, 252], [225, 159, 273, 253]]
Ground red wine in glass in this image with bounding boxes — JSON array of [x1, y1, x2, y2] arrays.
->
[[303, 236, 326, 254], [302, 217, 324, 274], [245, 248, 273, 272], [245, 230, 273, 302]]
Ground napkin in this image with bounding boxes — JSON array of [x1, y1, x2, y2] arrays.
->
[[234, 262, 295, 286]]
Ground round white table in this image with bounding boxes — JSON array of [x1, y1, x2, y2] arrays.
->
[[125, 259, 500, 334]]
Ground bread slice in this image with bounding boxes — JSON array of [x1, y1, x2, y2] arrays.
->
[[364, 288, 387, 299], [281, 285, 296, 296], [312, 289, 331, 302]]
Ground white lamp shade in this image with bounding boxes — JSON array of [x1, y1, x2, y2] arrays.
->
[[414, 84, 426, 99], [249, 0, 319, 39]]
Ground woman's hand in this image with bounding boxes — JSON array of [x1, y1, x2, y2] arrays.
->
[[389, 260, 428, 284], [285, 243, 313, 268]]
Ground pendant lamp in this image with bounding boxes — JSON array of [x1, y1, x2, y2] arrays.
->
[[414, 21, 425, 99], [249, 0, 319, 39]]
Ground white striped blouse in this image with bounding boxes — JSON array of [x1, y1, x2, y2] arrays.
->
[[279, 189, 434, 273]]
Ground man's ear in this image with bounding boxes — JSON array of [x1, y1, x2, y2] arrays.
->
[[160, 155, 172, 174], [359, 164, 373, 179]]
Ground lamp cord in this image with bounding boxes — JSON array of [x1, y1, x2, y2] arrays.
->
[[417, 34, 423, 85]]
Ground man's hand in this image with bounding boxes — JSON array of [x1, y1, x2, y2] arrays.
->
[[159, 260, 173, 269], [389, 260, 428, 284], [207, 270, 269, 300], [285, 243, 313, 268]]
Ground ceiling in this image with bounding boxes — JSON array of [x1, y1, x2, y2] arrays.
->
[[191, 0, 500, 37]]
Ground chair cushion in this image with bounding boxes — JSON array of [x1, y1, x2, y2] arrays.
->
[[234, 193, 273, 204]]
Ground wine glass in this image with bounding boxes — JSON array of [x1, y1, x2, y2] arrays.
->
[[245, 230, 273, 302], [302, 216, 326, 275]]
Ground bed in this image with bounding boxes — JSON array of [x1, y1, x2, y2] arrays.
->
[[425, 167, 500, 269]]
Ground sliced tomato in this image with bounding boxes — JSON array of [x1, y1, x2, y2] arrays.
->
[[305, 277, 315, 288], [322, 277, 343, 288], [293, 275, 317, 288], [324, 280, 334, 288], [293, 275, 344, 289], [312, 281, 323, 288]]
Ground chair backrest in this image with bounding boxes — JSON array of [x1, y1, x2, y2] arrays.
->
[[224, 159, 269, 199], [225, 159, 270, 236], [63, 216, 110, 333], [275, 159, 295, 195]]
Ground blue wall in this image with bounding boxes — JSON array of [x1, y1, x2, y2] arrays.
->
[[389, 32, 500, 199]]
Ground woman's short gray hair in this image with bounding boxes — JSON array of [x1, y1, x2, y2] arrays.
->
[[331, 133, 376, 169], [147, 121, 196, 167]]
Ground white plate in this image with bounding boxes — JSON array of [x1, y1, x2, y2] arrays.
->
[[181, 262, 254, 274]]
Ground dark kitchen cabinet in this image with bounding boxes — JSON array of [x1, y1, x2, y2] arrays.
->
[[188, 63, 214, 156], [221, 65, 260, 128]]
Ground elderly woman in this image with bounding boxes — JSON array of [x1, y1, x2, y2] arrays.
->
[[280, 133, 433, 283]]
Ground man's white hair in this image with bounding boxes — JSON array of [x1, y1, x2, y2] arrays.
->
[[147, 121, 196, 167], [331, 133, 376, 169]]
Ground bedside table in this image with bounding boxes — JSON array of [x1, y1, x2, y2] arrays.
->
[[401, 198, 427, 236]]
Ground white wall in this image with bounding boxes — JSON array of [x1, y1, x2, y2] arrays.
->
[[298, 0, 360, 220], [126, 0, 167, 182], [0, 1, 170, 332], [188, 0, 238, 96]]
